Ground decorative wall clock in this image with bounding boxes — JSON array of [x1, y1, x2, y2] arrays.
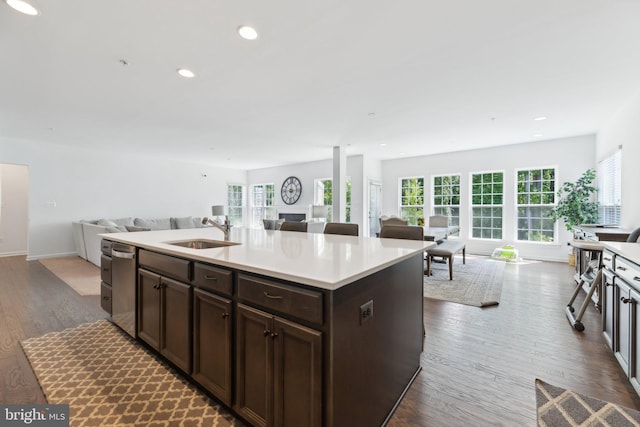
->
[[281, 176, 302, 205]]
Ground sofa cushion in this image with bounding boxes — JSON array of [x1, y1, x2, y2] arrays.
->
[[193, 217, 204, 228], [110, 217, 135, 227], [172, 216, 197, 229], [134, 218, 171, 230], [97, 219, 127, 232], [125, 225, 151, 232]]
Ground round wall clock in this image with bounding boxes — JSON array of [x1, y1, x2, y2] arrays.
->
[[281, 176, 302, 205]]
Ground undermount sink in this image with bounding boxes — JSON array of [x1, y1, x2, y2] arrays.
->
[[165, 239, 241, 249]]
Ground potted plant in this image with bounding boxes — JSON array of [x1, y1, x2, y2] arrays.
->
[[552, 169, 599, 265]]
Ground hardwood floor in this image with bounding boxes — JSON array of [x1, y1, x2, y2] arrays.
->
[[1, 255, 639, 426]]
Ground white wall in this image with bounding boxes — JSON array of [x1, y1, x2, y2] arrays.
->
[[0, 138, 246, 260], [597, 91, 640, 229], [381, 135, 596, 261], [0, 163, 29, 256], [247, 155, 373, 235]]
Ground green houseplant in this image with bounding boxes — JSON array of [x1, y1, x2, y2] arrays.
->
[[553, 168, 599, 231]]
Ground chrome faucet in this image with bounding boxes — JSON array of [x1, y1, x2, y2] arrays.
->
[[202, 216, 231, 241]]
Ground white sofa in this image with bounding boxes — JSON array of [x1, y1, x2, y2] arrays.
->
[[73, 216, 204, 266]]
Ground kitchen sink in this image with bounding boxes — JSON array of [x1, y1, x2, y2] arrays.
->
[[165, 239, 241, 249]]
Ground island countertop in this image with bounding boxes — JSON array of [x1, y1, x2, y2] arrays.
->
[[100, 227, 434, 290]]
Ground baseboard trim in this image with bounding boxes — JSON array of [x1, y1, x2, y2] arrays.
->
[[26, 251, 79, 261], [0, 251, 28, 258]]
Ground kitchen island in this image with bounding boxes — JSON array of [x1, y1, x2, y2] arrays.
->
[[100, 227, 433, 427]]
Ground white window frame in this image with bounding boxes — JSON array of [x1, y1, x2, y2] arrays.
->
[[398, 176, 424, 226], [227, 183, 245, 227], [251, 183, 276, 226], [470, 170, 504, 240], [515, 166, 557, 243], [431, 173, 461, 230], [597, 149, 621, 226], [314, 177, 352, 222]]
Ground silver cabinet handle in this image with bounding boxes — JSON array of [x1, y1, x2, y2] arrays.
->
[[111, 249, 135, 259]]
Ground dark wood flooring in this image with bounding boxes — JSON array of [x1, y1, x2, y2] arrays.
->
[[1, 255, 639, 426]]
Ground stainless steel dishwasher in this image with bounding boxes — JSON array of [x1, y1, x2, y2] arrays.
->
[[111, 243, 136, 338]]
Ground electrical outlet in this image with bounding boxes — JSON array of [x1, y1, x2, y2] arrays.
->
[[360, 300, 373, 325]]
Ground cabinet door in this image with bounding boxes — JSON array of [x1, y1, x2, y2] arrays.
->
[[161, 276, 192, 374], [193, 288, 232, 406], [273, 317, 322, 427], [138, 269, 161, 351], [235, 304, 273, 427], [630, 287, 640, 395], [602, 269, 615, 350], [615, 279, 632, 375]]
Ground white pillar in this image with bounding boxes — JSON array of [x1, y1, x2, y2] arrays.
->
[[332, 146, 347, 222]]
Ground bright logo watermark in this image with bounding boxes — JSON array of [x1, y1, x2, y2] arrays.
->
[[1, 405, 69, 426]]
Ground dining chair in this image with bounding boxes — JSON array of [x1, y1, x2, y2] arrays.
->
[[280, 221, 308, 232], [379, 224, 423, 240], [324, 222, 359, 236], [379, 217, 409, 230]]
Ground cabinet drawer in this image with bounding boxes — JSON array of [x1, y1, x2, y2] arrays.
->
[[193, 263, 233, 296], [139, 249, 191, 282], [101, 240, 113, 256], [101, 282, 112, 314], [602, 250, 614, 271], [101, 254, 112, 284], [615, 256, 640, 288], [238, 274, 323, 325]]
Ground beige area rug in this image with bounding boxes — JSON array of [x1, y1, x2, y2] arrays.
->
[[39, 256, 101, 296], [21, 320, 243, 427], [536, 379, 640, 426], [424, 255, 505, 307]]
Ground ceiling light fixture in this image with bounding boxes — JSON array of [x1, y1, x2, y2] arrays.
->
[[534, 116, 547, 121], [379, 143, 387, 147], [238, 26, 258, 40], [177, 68, 195, 78], [4, 0, 39, 15], [533, 134, 543, 138]]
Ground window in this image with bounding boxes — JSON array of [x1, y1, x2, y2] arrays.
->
[[432, 174, 460, 229], [471, 172, 503, 239], [516, 167, 556, 242], [252, 184, 275, 225], [314, 178, 351, 222], [227, 184, 244, 226], [597, 150, 621, 226], [399, 177, 424, 225]]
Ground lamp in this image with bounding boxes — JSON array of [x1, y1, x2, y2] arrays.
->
[[312, 205, 328, 222], [211, 205, 225, 217]]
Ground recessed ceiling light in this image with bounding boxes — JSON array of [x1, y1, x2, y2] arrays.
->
[[177, 68, 195, 78], [4, 0, 39, 15], [534, 116, 547, 121], [533, 134, 543, 138], [379, 143, 387, 147], [238, 26, 258, 40]]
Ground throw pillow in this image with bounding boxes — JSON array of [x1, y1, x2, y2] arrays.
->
[[275, 219, 285, 230], [173, 216, 196, 229], [110, 217, 135, 227], [134, 218, 171, 230]]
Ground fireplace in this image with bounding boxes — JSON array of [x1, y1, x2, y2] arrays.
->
[[278, 213, 306, 222]]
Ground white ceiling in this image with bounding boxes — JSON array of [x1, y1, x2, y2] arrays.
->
[[2, 0, 640, 170]]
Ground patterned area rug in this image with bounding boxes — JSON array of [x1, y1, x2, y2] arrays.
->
[[39, 256, 100, 296], [21, 320, 243, 426], [536, 379, 640, 426], [424, 255, 505, 307]]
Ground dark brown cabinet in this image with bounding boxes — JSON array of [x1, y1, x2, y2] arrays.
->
[[235, 303, 322, 427], [138, 268, 192, 374], [193, 288, 233, 406]]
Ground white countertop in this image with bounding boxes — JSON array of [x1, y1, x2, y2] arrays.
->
[[100, 227, 434, 290], [602, 242, 640, 265]]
